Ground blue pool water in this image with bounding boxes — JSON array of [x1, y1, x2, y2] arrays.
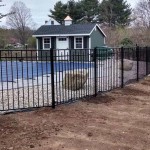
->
[[0, 61, 94, 82]]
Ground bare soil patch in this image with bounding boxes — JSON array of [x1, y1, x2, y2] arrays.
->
[[0, 77, 150, 150]]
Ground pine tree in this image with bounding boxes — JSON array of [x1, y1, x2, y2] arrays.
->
[[99, 0, 132, 27], [49, 1, 67, 24], [49, 0, 100, 24], [80, 0, 100, 23]]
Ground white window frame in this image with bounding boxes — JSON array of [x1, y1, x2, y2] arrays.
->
[[43, 37, 51, 50], [74, 37, 83, 49]]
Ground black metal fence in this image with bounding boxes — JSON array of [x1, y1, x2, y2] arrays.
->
[[0, 46, 150, 113]]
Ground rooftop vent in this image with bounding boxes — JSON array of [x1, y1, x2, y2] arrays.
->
[[64, 15, 72, 26]]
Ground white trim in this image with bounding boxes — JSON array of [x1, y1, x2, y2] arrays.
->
[[36, 38, 38, 50], [33, 34, 90, 37], [89, 24, 106, 37], [89, 37, 91, 61], [89, 37, 91, 49], [74, 36, 83, 49], [104, 37, 106, 45], [36, 38, 39, 60], [42, 37, 51, 50]]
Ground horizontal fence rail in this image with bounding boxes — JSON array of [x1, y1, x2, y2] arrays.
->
[[0, 46, 150, 113]]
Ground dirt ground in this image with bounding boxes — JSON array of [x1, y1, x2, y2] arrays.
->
[[0, 77, 150, 150]]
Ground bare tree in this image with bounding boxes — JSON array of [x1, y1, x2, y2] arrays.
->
[[6, 1, 33, 45], [0, 0, 5, 19], [0, 0, 15, 20], [131, 0, 150, 46], [133, 0, 150, 29]]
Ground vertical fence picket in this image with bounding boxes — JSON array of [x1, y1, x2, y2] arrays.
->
[[136, 46, 139, 81], [94, 47, 97, 96], [121, 47, 124, 88], [146, 46, 149, 75], [50, 48, 55, 108]]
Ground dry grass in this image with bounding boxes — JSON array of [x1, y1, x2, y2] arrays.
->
[[0, 77, 150, 150]]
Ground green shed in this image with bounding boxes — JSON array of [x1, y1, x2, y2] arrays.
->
[[33, 16, 106, 61]]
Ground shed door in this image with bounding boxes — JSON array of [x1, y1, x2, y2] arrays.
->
[[56, 37, 69, 60]]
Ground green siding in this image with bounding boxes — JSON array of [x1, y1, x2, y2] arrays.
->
[[90, 27, 105, 49]]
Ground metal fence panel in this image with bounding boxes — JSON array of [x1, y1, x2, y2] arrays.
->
[[0, 47, 149, 113]]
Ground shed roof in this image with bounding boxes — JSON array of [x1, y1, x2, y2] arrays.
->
[[33, 23, 106, 37]]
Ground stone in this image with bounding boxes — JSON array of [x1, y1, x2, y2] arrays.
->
[[87, 132, 93, 137], [8, 147, 14, 150], [119, 59, 133, 71], [62, 69, 89, 91], [29, 145, 35, 148]]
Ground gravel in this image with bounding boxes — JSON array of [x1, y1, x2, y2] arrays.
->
[[0, 60, 147, 113]]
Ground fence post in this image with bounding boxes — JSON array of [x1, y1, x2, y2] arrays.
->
[[94, 47, 97, 96], [146, 46, 149, 75], [121, 47, 124, 88], [50, 48, 55, 108], [136, 45, 139, 81]]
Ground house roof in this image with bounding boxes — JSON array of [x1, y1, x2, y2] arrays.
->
[[33, 24, 106, 37]]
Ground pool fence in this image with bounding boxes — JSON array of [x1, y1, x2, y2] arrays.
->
[[0, 46, 150, 113]]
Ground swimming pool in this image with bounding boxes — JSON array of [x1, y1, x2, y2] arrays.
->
[[0, 61, 94, 82]]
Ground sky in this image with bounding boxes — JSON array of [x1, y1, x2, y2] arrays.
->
[[0, 0, 138, 28]]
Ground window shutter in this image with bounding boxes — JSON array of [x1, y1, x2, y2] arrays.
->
[[51, 37, 56, 49], [70, 37, 74, 49]]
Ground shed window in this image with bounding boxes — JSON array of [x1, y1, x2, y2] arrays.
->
[[58, 38, 67, 41], [75, 37, 83, 49], [43, 38, 51, 49]]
